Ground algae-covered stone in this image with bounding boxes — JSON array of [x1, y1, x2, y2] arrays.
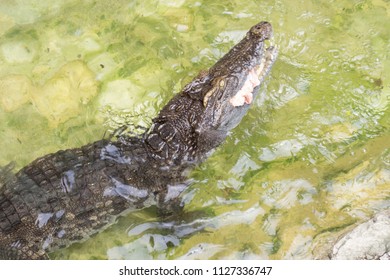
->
[[79, 37, 101, 52], [1, 41, 37, 63], [159, 0, 186, 7], [129, 63, 167, 91], [0, 74, 33, 112], [30, 60, 97, 126], [87, 53, 118, 81], [0, 0, 67, 25], [98, 79, 142, 110], [0, 13, 15, 36]]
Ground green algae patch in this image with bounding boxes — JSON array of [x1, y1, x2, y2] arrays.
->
[[0, 74, 32, 112], [0, 13, 15, 36], [30, 60, 98, 126]]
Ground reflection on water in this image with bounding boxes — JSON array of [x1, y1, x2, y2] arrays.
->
[[0, 0, 389, 259], [107, 206, 265, 259]]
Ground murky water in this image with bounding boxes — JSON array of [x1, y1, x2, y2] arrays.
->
[[0, 0, 389, 259]]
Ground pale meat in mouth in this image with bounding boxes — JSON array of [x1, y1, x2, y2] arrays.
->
[[229, 44, 278, 107], [229, 67, 260, 107]]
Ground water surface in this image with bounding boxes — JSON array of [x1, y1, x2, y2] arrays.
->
[[0, 0, 389, 259]]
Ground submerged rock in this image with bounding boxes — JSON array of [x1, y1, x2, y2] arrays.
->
[[0, 74, 32, 112], [30, 60, 98, 126]]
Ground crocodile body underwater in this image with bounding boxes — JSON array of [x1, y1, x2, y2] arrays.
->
[[0, 21, 277, 259]]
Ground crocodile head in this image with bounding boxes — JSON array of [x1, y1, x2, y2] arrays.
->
[[197, 21, 278, 133], [146, 21, 277, 163]]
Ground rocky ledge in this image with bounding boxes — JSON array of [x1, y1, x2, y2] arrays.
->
[[330, 209, 390, 260]]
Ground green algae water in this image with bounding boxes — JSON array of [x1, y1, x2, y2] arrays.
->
[[0, 0, 389, 259]]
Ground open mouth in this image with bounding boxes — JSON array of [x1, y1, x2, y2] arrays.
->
[[229, 45, 278, 107]]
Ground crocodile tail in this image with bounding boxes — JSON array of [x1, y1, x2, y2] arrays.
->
[[0, 244, 49, 260], [0, 245, 23, 260]]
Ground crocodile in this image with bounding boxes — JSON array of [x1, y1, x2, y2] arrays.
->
[[0, 21, 277, 259]]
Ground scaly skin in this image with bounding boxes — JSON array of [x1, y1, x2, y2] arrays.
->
[[0, 21, 277, 259]]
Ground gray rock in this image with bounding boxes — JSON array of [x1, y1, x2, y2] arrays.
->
[[331, 209, 390, 260]]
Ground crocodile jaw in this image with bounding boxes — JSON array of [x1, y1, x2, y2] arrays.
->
[[229, 45, 278, 107]]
